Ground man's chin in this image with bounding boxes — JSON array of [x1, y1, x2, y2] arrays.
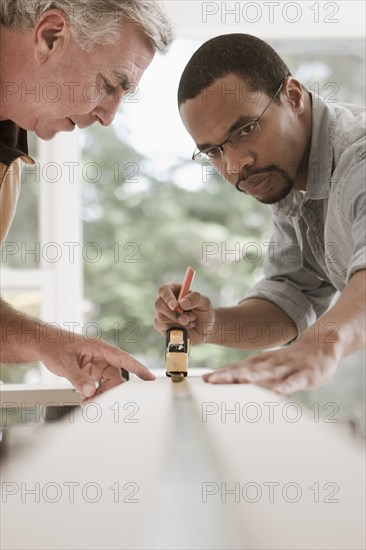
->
[[237, 169, 295, 205], [34, 119, 76, 140], [36, 127, 76, 140]]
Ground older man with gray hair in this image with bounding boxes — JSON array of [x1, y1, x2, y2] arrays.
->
[[0, 0, 173, 397]]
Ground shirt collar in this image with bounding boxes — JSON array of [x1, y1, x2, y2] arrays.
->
[[305, 91, 336, 200]]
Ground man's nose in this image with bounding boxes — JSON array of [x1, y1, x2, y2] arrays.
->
[[92, 92, 123, 127], [224, 147, 254, 177]]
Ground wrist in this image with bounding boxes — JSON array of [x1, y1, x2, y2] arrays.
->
[[204, 309, 221, 344], [0, 306, 45, 363], [300, 323, 342, 361]]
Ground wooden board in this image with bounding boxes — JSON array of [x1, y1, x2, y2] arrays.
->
[[1, 372, 365, 549]]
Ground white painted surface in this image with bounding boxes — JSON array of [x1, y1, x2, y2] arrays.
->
[[1, 372, 364, 549]]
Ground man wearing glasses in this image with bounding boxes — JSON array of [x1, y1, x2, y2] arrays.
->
[[154, 33, 365, 395]]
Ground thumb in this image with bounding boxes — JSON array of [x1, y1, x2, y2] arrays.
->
[[65, 361, 98, 397]]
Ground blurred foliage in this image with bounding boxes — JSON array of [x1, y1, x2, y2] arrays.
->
[[82, 121, 271, 368], [276, 39, 365, 105]]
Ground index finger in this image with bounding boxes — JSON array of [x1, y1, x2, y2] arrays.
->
[[101, 345, 156, 381], [157, 283, 182, 311]]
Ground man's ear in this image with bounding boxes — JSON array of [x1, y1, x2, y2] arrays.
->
[[34, 9, 70, 63], [283, 77, 304, 114]]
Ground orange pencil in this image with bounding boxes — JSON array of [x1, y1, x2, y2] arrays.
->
[[176, 266, 196, 315]]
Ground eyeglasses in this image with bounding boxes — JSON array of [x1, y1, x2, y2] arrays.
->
[[192, 77, 287, 166]]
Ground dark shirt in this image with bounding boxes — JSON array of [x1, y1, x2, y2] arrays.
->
[[0, 120, 31, 245], [0, 120, 28, 165]]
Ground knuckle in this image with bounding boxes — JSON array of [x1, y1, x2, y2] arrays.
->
[[153, 319, 162, 331], [156, 312, 168, 322], [306, 366, 319, 387]]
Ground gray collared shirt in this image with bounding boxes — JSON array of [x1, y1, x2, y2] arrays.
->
[[243, 92, 366, 337]]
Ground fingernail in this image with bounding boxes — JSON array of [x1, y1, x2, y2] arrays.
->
[[180, 299, 190, 308], [210, 371, 234, 383], [168, 300, 176, 310], [208, 373, 224, 383], [82, 382, 96, 397], [273, 386, 287, 395]]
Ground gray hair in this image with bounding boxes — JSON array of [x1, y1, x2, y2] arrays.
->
[[0, 0, 173, 53]]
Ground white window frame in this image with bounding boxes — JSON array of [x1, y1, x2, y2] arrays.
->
[[37, 132, 83, 382]]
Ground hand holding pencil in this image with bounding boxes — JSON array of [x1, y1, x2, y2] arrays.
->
[[154, 266, 216, 346]]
